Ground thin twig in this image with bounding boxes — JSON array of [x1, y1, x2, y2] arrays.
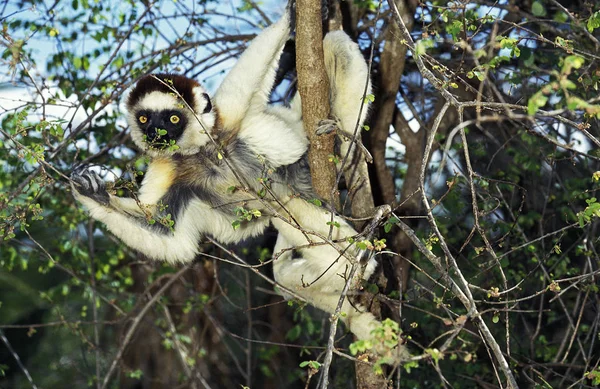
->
[[0, 329, 38, 389], [100, 265, 191, 389]]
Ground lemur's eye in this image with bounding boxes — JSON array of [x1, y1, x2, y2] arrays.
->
[[139, 115, 148, 124], [170, 115, 180, 124]]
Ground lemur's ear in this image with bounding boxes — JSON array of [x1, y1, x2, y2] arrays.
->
[[201, 93, 212, 114]]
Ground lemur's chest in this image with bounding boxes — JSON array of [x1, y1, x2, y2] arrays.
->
[[138, 158, 177, 205], [149, 151, 257, 204]]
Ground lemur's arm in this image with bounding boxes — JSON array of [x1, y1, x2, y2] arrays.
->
[[71, 166, 270, 263], [70, 167, 203, 263], [213, 11, 291, 130]]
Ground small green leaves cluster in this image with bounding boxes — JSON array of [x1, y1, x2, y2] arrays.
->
[[148, 203, 175, 232], [349, 338, 373, 356], [308, 198, 322, 207], [527, 55, 600, 117], [327, 154, 340, 164], [299, 360, 321, 371], [441, 8, 491, 41], [383, 216, 400, 233], [585, 368, 600, 386], [424, 234, 439, 251], [350, 318, 403, 374], [425, 348, 444, 364], [353, 0, 378, 11], [144, 129, 180, 152], [326, 220, 340, 228], [126, 370, 143, 380], [498, 36, 520, 58], [232, 207, 262, 230], [466, 36, 518, 81], [414, 38, 434, 57], [587, 11, 600, 32], [577, 197, 600, 227], [354, 238, 386, 251], [286, 303, 318, 342]]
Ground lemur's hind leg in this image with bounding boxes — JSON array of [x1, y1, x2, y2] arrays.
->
[[289, 30, 371, 137], [317, 31, 373, 162], [322, 31, 372, 137], [271, 198, 380, 341]]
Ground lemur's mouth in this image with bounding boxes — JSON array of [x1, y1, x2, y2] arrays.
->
[[144, 127, 173, 149]]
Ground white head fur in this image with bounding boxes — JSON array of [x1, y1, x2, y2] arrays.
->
[[126, 74, 216, 157]]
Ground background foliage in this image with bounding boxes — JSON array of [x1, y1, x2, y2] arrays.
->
[[1, 0, 600, 388]]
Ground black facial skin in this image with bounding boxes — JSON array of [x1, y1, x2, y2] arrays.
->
[[136, 110, 188, 148]]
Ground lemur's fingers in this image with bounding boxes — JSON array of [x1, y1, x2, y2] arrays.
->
[[316, 118, 373, 163], [321, 0, 329, 21], [316, 118, 339, 135], [70, 166, 110, 205], [70, 169, 91, 191]]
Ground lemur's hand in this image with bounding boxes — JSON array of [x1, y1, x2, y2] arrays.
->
[[70, 166, 110, 206]]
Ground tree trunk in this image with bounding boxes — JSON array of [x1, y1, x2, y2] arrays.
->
[[295, 0, 339, 209]]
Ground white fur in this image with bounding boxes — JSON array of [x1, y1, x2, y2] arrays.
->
[[271, 198, 380, 340], [265, 31, 377, 341], [239, 110, 308, 167], [75, 185, 269, 264], [126, 86, 217, 157], [74, 11, 384, 346], [214, 13, 291, 130], [323, 31, 372, 135]]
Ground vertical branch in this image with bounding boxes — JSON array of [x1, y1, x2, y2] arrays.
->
[[368, 0, 417, 291], [317, 263, 359, 389], [295, 0, 338, 208], [87, 220, 101, 389], [245, 271, 253, 387]]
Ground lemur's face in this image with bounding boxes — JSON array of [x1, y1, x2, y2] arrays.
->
[[134, 108, 188, 148], [126, 74, 215, 156]]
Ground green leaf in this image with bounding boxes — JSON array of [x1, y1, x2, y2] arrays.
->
[[446, 20, 463, 41], [363, 94, 375, 103], [563, 55, 584, 72], [414, 38, 434, 57], [308, 198, 322, 207], [531, 1, 547, 17], [425, 348, 443, 363], [587, 11, 600, 32], [492, 313, 500, 323], [527, 90, 548, 115], [299, 360, 321, 370]]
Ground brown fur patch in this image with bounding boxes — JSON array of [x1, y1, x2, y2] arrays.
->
[[127, 74, 200, 111]]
